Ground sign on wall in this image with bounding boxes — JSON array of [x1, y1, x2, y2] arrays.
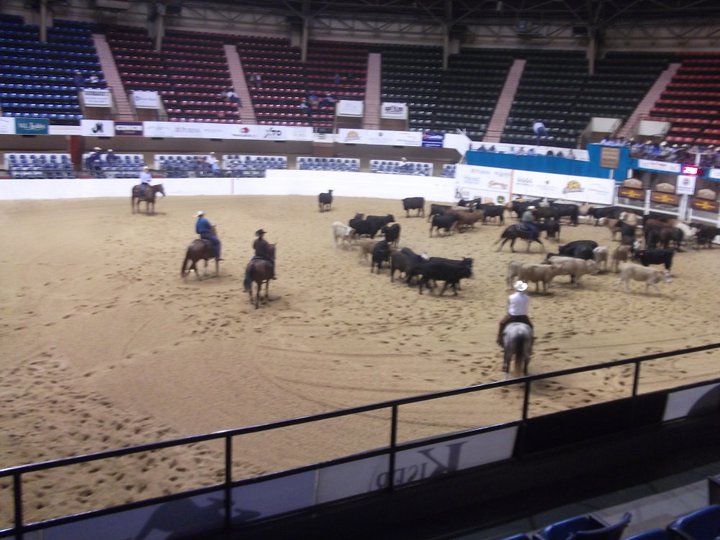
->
[[82, 88, 112, 107], [513, 170, 616, 205], [337, 128, 422, 146], [15, 118, 49, 135], [676, 174, 697, 196], [81, 119, 115, 137], [0, 117, 15, 134], [132, 90, 160, 109], [114, 121, 144, 136], [336, 100, 364, 117], [455, 164, 512, 204], [380, 102, 408, 120], [142, 122, 313, 141]]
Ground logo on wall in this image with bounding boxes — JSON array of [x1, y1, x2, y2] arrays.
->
[[562, 180, 583, 194], [344, 131, 360, 142], [91, 122, 105, 134]]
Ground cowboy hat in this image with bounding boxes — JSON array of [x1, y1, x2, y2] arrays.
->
[[527, 205, 536, 210], [514, 280, 528, 292], [196, 210, 204, 216], [256, 229, 266, 236]]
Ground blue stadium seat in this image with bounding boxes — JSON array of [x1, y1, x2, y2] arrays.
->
[[667, 505, 720, 540], [534, 512, 631, 540], [625, 529, 671, 540]]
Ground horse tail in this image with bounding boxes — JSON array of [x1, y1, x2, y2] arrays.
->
[[181, 251, 191, 276]]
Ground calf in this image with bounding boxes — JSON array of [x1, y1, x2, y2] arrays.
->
[[402, 197, 425, 218], [370, 240, 392, 273], [381, 222, 401, 247], [477, 203, 505, 225], [555, 240, 599, 260], [691, 223, 718, 248], [592, 246, 609, 272], [366, 214, 395, 238], [632, 248, 674, 272], [508, 263, 561, 294], [448, 208, 484, 231], [331, 221, 354, 249], [349, 214, 378, 239], [318, 189, 333, 212], [614, 262, 668, 294], [547, 256, 599, 286], [611, 244, 632, 273], [429, 213, 459, 237], [390, 247, 427, 284], [427, 203, 452, 222], [417, 259, 472, 296], [356, 238, 381, 261], [588, 205, 622, 225]]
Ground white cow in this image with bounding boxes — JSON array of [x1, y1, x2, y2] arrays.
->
[[547, 256, 599, 286], [331, 221, 355, 250], [592, 246, 609, 273], [613, 262, 667, 294]]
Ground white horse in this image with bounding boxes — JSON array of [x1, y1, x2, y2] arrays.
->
[[502, 322, 533, 377]]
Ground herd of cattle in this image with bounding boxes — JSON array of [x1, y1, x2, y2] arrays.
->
[[325, 194, 717, 296]]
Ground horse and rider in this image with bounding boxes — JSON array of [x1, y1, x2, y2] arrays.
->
[[195, 210, 222, 261], [131, 166, 165, 214], [243, 229, 276, 293], [497, 280, 534, 376]]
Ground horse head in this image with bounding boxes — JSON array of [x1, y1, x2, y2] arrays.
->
[[155, 184, 166, 197]]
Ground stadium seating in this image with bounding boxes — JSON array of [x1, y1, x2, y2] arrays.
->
[[369, 159, 432, 176], [533, 512, 631, 540], [224, 154, 288, 177], [155, 154, 223, 177], [82, 152, 144, 178], [296, 157, 359, 172], [442, 164, 457, 178], [666, 504, 720, 540], [7, 153, 75, 179], [625, 529, 671, 540]]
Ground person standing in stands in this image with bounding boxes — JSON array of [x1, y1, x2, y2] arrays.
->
[[532, 120, 547, 145]]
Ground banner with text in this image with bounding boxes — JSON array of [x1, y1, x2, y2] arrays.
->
[[455, 164, 513, 204], [380, 102, 408, 120], [513, 169, 615, 205], [338, 128, 422, 146], [142, 122, 313, 141], [15, 118, 49, 135], [114, 121, 144, 136], [132, 90, 160, 109], [0, 117, 14, 135], [336, 100, 364, 117], [82, 88, 112, 107]]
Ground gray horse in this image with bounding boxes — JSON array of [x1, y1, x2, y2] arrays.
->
[[502, 322, 533, 377]]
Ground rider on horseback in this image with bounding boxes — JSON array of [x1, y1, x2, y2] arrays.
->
[[521, 205, 538, 237], [139, 166, 152, 197], [243, 229, 275, 292], [497, 280, 533, 346], [195, 211, 222, 261]]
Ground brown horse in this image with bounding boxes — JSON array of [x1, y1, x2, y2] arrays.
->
[[181, 239, 219, 280], [246, 244, 276, 309], [494, 224, 545, 253], [131, 184, 165, 215]]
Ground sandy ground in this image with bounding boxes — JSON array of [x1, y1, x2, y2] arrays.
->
[[0, 194, 719, 523]]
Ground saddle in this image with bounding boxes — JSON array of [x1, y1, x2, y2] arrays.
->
[[200, 238, 217, 258]]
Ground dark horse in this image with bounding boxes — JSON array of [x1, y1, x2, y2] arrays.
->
[[181, 238, 219, 279], [131, 184, 165, 215], [494, 224, 545, 253], [246, 244, 276, 309]]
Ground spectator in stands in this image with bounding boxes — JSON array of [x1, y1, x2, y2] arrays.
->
[[223, 88, 241, 106], [139, 166, 152, 196], [85, 146, 102, 175], [532, 120, 547, 145], [248, 73, 262, 89], [333, 72, 342, 85], [205, 152, 221, 176], [74, 70, 85, 89], [195, 211, 222, 261], [298, 99, 312, 117], [243, 228, 275, 292], [308, 92, 320, 110], [88, 74, 100, 87], [105, 149, 119, 166], [567, 149, 576, 159]]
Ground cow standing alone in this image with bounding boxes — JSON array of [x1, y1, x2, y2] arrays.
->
[[318, 190, 333, 212]]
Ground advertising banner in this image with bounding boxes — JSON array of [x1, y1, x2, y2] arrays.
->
[[422, 132, 445, 148], [380, 102, 408, 119], [709, 168, 720, 180], [650, 191, 679, 206], [691, 198, 719, 212], [81, 119, 115, 137], [142, 122, 313, 141], [337, 128, 422, 147], [636, 159, 681, 174], [82, 88, 112, 107], [512, 170, 615, 205], [618, 187, 644, 200], [455, 164, 512, 204], [336, 100, 364, 116], [0, 116, 15, 135], [676, 175, 697, 196], [114, 121, 144, 136], [132, 90, 160, 109], [15, 118, 49, 135]]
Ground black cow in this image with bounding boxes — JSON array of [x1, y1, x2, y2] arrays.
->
[[427, 203, 452, 222], [552, 240, 599, 260], [645, 225, 683, 250], [382, 222, 401, 247], [371, 240, 392, 273], [390, 247, 427, 284], [429, 213, 459, 237], [633, 248, 674, 272], [457, 197, 482, 210], [477, 203, 505, 225], [588, 206, 622, 225], [318, 189, 333, 212], [537, 218, 561, 240], [691, 223, 718, 248], [417, 259, 473, 296], [402, 197, 425, 218], [550, 202, 579, 226], [509, 199, 542, 219], [349, 214, 377, 239]]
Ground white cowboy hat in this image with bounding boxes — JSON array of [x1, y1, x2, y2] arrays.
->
[[514, 280, 529, 292], [196, 210, 204, 216]]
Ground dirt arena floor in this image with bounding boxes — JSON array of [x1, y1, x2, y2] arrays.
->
[[1, 194, 719, 523]]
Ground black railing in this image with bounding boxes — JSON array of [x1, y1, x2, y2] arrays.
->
[[1, 342, 719, 539]]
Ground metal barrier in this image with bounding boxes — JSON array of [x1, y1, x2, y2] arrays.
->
[[1, 343, 719, 539]]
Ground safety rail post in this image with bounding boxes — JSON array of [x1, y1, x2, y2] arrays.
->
[[632, 361, 641, 398], [521, 380, 531, 421], [388, 404, 399, 491], [14, 472, 23, 540], [224, 435, 233, 531]]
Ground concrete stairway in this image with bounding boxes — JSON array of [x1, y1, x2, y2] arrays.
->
[[92, 34, 134, 121], [363, 53, 382, 130], [224, 44, 256, 124], [616, 62, 681, 140], [483, 59, 526, 143]]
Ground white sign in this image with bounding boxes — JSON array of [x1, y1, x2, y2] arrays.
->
[[82, 88, 112, 107], [336, 100, 364, 117], [637, 159, 681, 173], [0, 117, 14, 135], [381, 102, 408, 120], [455, 164, 512, 204], [512, 170, 616, 205], [337, 128, 422, 147], [81, 119, 115, 137], [676, 175, 697, 195], [132, 90, 160, 109], [709, 168, 720, 181], [142, 122, 313, 141]]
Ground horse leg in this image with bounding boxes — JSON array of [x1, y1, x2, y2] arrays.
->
[[214, 258, 219, 276], [255, 282, 260, 309]]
